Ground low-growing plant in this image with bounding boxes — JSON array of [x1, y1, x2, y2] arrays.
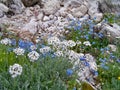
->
[[0, 42, 80, 90], [104, 13, 120, 25], [64, 19, 109, 57]]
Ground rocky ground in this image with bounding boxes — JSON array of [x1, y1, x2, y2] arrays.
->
[[0, 0, 120, 42]]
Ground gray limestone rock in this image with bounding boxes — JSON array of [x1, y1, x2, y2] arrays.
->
[[21, 0, 42, 7], [99, 0, 120, 14], [100, 23, 120, 42]]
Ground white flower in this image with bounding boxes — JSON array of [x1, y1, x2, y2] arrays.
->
[[54, 50, 63, 57], [78, 53, 84, 58], [116, 36, 120, 39], [76, 41, 82, 45], [13, 47, 25, 55], [59, 40, 68, 50], [9, 63, 22, 78], [67, 40, 76, 47], [28, 51, 40, 62], [39, 46, 51, 54], [47, 36, 60, 45], [0, 38, 11, 45], [83, 41, 91, 46], [30, 45, 37, 51], [68, 50, 80, 61]]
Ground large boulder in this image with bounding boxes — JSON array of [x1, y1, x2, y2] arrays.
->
[[100, 23, 120, 42], [0, 0, 25, 17], [0, 3, 9, 17], [0, 3, 9, 12], [99, 0, 120, 14], [71, 5, 88, 18]]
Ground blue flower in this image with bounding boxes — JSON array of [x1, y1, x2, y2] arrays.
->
[[18, 39, 26, 48], [7, 48, 13, 52], [110, 55, 116, 59], [51, 54, 56, 58], [99, 58, 106, 63], [84, 35, 89, 40], [88, 31, 93, 35], [84, 61, 90, 66], [100, 63, 109, 70], [80, 56, 86, 61], [11, 39, 16, 46], [104, 47, 110, 51], [18, 39, 34, 51], [66, 69, 73, 76], [90, 69, 98, 76], [73, 87, 76, 90], [98, 33, 104, 38], [92, 42, 95, 45], [116, 59, 120, 63], [93, 16, 97, 20], [100, 48, 104, 52], [41, 44, 46, 48], [94, 71, 98, 76]]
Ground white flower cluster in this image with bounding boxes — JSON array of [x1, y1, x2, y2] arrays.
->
[[39, 46, 51, 54], [13, 47, 25, 55], [28, 51, 40, 62], [67, 40, 76, 47], [47, 36, 60, 45], [83, 41, 91, 46], [55, 40, 68, 50], [0, 38, 11, 45], [9, 64, 22, 78], [54, 50, 63, 57]]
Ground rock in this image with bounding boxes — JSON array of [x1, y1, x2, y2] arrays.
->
[[47, 26, 56, 33], [0, 3, 9, 12], [64, 0, 82, 8], [79, 5, 88, 15], [10, 0, 25, 14], [108, 44, 117, 52], [85, 54, 97, 70], [76, 53, 98, 89], [67, 14, 74, 19], [79, 14, 89, 22], [100, 23, 120, 42], [93, 23, 102, 33], [88, 0, 99, 17], [0, 0, 24, 14], [37, 12, 43, 20], [40, 22, 49, 29], [49, 14, 54, 20], [0, 10, 4, 17], [72, 5, 88, 18], [58, 7, 68, 17], [24, 8, 33, 16], [43, 16, 50, 21], [91, 13, 103, 22], [42, 0, 61, 15], [83, 1, 89, 7], [99, 0, 120, 14], [21, 0, 41, 7], [22, 18, 38, 34]]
